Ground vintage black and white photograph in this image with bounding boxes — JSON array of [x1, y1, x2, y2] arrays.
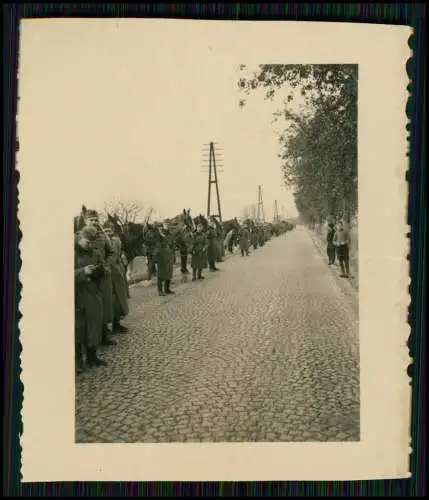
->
[[19, 19, 411, 481], [72, 56, 359, 442]]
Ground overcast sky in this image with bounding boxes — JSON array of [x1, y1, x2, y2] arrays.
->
[[19, 20, 299, 222]]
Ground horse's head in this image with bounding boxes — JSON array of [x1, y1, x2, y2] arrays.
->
[[124, 221, 145, 241], [74, 214, 85, 234], [74, 206, 89, 234]]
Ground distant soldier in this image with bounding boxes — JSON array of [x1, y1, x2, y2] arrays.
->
[[211, 217, 224, 263], [153, 225, 175, 296], [239, 225, 250, 256], [326, 222, 336, 265], [206, 221, 219, 271], [82, 209, 116, 346], [176, 226, 191, 275], [333, 220, 350, 278], [257, 226, 265, 247], [103, 221, 130, 333], [144, 223, 158, 280], [189, 223, 208, 281], [74, 225, 107, 372], [251, 226, 258, 250]]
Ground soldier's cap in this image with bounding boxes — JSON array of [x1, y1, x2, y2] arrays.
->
[[81, 226, 98, 241], [84, 209, 99, 219]]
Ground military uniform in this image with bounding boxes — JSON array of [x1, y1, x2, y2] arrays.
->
[[206, 225, 219, 271], [103, 221, 130, 332], [74, 226, 107, 371], [189, 230, 208, 280], [239, 227, 250, 256], [333, 225, 350, 277], [257, 227, 265, 247], [176, 228, 191, 274], [81, 209, 116, 346], [153, 229, 175, 295], [215, 224, 225, 262], [143, 225, 158, 280], [251, 227, 258, 250], [326, 223, 336, 265]]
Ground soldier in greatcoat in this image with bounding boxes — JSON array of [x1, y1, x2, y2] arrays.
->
[[103, 221, 130, 333], [251, 225, 258, 250], [206, 221, 219, 271], [143, 223, 158, 280], [326, 221, 336, 265], [189, 224, 208, 281], [75, 226, 107, 372], [82, 209, 116, 346], [209, 217, 224, 263], [239, 225, 250, 256], [333, 220, 350, 278], [257, 226, 265, 247], [216, 223, 225, 262], [176, 226, 191, 274], [153, 225, 175, 296]]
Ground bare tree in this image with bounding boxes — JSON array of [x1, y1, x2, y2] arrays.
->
[[103, 198, 154, 225]]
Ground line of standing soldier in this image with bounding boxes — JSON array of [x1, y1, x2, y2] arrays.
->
[[149, 219, 226, 296], [74, 209, 130, 373], [225, 224, 267, 255]]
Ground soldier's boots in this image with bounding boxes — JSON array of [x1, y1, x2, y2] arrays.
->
[[165, 280, 175, 294], [112, 318, 129, 333], [147, 260, 156, 280], [101, 325, 117, 346], [209, 261, 219, 271], [86, 346, 107, 367], [180, 254, 189, 274], [157, 279, 166, 296], [75, 343, 86, 374], [339, 260, 350, 278]]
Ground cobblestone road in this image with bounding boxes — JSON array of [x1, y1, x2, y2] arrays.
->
[[75, 226, 359, 443]]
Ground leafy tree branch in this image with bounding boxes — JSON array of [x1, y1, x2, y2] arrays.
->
[[238, 64, 358, 225]]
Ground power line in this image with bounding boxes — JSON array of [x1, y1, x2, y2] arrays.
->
[[204, 141, 223, 222]]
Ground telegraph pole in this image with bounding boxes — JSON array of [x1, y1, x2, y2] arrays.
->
[[202, 142, 223, 222], [256, 185, 265, 224]]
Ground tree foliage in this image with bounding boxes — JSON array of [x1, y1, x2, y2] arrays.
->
[[238, 64, 358, 224]]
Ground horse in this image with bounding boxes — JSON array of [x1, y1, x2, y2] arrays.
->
[[106, 213, 147, 272], [73, 205, 90, 235], [222, 218, 241, 253], [74, 213, 85, 235], [193, 213, 209, 231]]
